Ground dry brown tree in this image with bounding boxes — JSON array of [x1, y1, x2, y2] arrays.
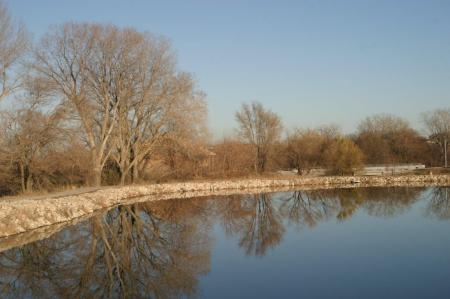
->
[[113, 52, 207, 184], [32, 24, 138, 186], [235, 102, 282, 174], [32, 23, 103, 186], [422, 108, 450, 168], [356, 113, 428, 165], [285, 128, 326, 175], [0, 77, 64, 193], [32, 23, 207, 186], [0, 0, 28, 101], [324, 137, 364, 175], [212, 138, 256, 177]]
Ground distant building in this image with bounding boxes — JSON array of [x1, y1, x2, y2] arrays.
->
[[280, 163, 426, 176], [355, 164, 425, 176]]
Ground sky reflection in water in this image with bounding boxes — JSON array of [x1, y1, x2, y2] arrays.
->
[[1, 187, 450, 298]]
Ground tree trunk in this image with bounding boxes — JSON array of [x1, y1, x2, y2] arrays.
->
[[91, 167, 102, 187], [260, 154, 266, 173], [445, 138, 448, 168], [255, 147, 260, 174], [19, 162, 25, 193], [26, 172, 33, 191], [257, 149, 267, 173], [19, 162, 33, 193], [129, 147, 140, 183], [131, 165, 139, 183], [119, 170, 126, 186], [90, 152, 102, 187]]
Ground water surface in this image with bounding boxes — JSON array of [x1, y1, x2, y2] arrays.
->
[[1, 187, 450, 298]]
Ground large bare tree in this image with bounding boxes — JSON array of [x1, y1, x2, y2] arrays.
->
[[32, 23, 207, 186], [113, 58, 207, 184], [235, 102, 282, 173], [422, 108, 450, 167], [32, 23, 146, 185], [0, 1, 27, 101]]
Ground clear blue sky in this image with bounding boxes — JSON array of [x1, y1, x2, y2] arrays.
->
[[7, 0, 450, 137]]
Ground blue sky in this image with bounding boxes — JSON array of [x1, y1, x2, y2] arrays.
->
[[7, 0, 450, 137]]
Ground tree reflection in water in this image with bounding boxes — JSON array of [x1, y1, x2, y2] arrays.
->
[[426, 187, 450, 219], [216, 193, 285, 257], [0, 199, 211, 299], [277, 187, 424, 229], [361, 187, 424, 218], [215, 187, 425, 257], [278, 190, 339, 228], [0, 186, 441, 298]]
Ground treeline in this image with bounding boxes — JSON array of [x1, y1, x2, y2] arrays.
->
[[215, 102, 449, 178], [0, 2, 449, 196], [0, 2, 208, 195]]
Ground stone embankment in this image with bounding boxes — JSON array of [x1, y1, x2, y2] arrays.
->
[[0, 175, 449, 241]]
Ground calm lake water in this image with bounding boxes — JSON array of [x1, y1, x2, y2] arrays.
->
[[1, 187, 450, 298]]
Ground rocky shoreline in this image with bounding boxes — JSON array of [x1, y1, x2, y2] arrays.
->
[[0, 174, 449, 241]]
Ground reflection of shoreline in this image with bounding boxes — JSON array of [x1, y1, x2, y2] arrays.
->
[[1, 185, 445, 253], [0, 209, 107, 253], [2, 187, 449, 298], [1, 175, 449, 239]]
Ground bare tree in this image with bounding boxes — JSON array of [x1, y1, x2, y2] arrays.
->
[[0, 78, 64, 193], [235, 102, 282, 173], [422, 108, 450, 168], [358, 113, 409, 134], [113, 53, 207, 184], [212, 138, 256, 177], [32, 23, 208, 186], [324, 137, 364, 175], [32, 23, 151, 186], [0, 1, 28, 101], [155, 87, 209, 180], [285, 128, 325, 175], [356, 113, 427, 165]]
